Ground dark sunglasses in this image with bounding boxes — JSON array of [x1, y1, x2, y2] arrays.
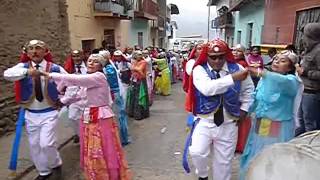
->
[[209, 55, 224, 60]]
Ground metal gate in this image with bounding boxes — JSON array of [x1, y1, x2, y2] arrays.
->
[[294, 7, 320, 53]]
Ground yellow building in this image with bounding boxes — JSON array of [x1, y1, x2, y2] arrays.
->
[[66, 0, 161, 51]]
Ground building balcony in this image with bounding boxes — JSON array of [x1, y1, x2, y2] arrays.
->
[[212, 12, 234, 29], [151, 16, 165, 30], [229, 0, 245, 11], [134, 0, 159, 20], [94, 0, 134, 19]]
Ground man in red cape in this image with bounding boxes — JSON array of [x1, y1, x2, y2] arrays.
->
[[62, 50, 87, 144], [186, 39, 254, 180], [63, 50, 86, 74], [5, 40, 67, 180]]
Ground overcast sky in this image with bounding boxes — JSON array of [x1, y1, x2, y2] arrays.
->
[[167, 0, 217, 38]]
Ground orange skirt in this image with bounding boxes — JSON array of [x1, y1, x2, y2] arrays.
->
[[80, 117, 132, 180]]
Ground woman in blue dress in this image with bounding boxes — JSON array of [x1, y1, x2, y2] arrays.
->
[[239, 50, 303, 180], [100, 50, 130, 146]]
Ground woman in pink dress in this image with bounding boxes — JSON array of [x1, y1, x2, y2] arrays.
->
[[41, 54, 132, 180]]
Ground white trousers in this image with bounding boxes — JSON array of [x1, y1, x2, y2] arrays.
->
[[69, 119, 79, 135], [189, 119, 238, 180], [68, 104, 82, 135], [122, 83, 129, 106], [25, 110, 62, 176]]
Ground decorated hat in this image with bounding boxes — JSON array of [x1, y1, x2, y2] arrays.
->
[[207, 40, 230, 56], [113, 50, 123, 56], [27, 40, 46, 48], [71, 49, 81, 55]]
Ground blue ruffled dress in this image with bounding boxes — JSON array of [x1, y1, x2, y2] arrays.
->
[[239, 71, 299, 180]]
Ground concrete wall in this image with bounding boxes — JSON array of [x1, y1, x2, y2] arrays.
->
[[128, 18, 150, 48], [263, 0, 320, 45], [67, 0, 126, 50], [0, 0, 70, 135], [233, 0, 265, 47]]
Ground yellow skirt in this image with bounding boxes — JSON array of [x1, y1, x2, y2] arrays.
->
[[155, 68, 171, 96]]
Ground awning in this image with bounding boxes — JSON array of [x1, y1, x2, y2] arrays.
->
[[170, 4, 179, 15]]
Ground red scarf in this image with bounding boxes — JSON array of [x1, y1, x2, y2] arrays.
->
[[64, 55, 75, 74], [188, 47, 197, 60], [182, 47, 197, 92]]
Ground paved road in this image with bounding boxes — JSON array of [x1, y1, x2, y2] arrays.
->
[[19, 82, 239, 180]]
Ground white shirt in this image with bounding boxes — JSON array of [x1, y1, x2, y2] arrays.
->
[[186, 59, 196, 76], [74, 61, 87, 75], [115, 61, 131, 71], [3, 59, 67, 110], [192, 62, 254, 124], [64, 61, 87, 120]]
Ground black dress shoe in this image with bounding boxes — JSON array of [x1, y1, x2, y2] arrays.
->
[[199, 177, 208, 180], [51, 165, 62, 180], [34, 173, 52, 180], [52, 165, 62, 172], [73, 135, 79, 144]]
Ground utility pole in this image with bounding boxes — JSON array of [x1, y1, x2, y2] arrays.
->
[[207, 5, 211, 41], [207, 0, 214, 41]]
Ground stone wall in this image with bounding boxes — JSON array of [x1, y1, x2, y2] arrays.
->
[[0, 0, 70, 136]]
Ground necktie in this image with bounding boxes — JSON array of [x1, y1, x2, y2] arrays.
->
[[34, 64, 43, 102], [76, 65, 82, 74], [213, 70, 224, 126]]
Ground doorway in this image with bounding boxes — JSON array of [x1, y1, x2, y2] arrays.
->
[[103, 29, 115, 49], [81, 39, 95, 51]]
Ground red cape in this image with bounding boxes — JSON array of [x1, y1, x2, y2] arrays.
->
[[64, 55, 75, 74]]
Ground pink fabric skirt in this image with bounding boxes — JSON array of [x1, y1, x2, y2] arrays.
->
[[79, 117, 132, 180]]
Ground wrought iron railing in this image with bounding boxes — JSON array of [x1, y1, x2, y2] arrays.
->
[[213, 13, 233, 28], [94, 0, 133, 17]]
